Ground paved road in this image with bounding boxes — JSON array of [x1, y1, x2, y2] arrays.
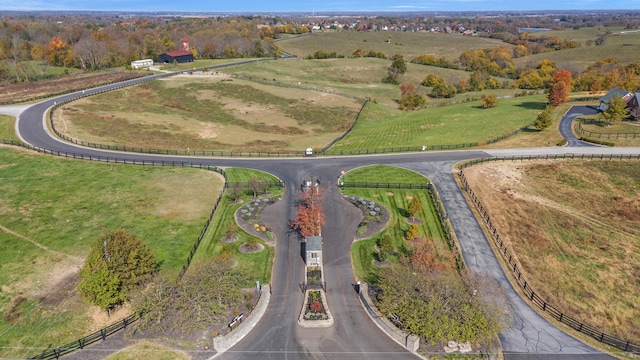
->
[[5, 83, 639, 360], [558, 105, 598, 147]]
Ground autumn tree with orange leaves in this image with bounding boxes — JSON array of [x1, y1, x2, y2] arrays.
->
[[291, 184, 325, 238], [45, 36, 73, 67], [547, 69, 573, 106]]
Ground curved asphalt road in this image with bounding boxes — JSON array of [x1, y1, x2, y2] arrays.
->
[[6, 80, 640, 359]]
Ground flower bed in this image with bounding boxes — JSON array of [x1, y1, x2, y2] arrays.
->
[[303, 290, 328, 321]]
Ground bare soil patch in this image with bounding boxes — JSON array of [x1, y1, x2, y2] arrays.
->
[[463, 159, 640, 343], [0, 71, 148, 104]]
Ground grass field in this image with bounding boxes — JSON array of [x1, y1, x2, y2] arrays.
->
[[192, 167, 281, 286], [342, 165, 451, 284], [280, 31, 511, 61], [0, 115, 19, 142], [463, 159, 640, 344], [105, 342, 191, 360], [224, 57, 512, 106], [55, 75, 361, 153], [330, 94, 546, 151], [576, 117, 640, 147], [0, 147, 224, 359], [513, 27, 640, 72]]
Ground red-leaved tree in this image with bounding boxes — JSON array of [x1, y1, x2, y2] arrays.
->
[[547, 69, 572, 106], [291, 185, 325, 237]]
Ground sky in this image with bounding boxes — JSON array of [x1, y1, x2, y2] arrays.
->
[[0, 0, 638, 12]]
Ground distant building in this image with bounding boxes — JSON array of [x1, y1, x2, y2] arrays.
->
[[599, 88, 633, 111], [131, 59, 153, 69], [157, 51, 194, 64], [157, 39, 194, 64]]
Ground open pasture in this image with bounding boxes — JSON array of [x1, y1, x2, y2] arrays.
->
[[0, 147, 224, 358], [331, 94, 546, 151], [463, 159, 640, 344], [513, 27, 640, 72], [55, 75, 362, 153], [280, 31, 512, 60]]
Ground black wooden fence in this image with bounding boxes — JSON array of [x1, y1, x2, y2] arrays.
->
[[575, 118, 640, 139], [458, 155, 640, 354], [28, 314, 138, 359]]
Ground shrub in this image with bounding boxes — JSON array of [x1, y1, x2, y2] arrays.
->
[[481, 94, 498, 109], [309, 301, 323, 313]]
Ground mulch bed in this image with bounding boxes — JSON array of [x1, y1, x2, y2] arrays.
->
[[343, 195, 390, 240], [234, 196, 280, 244]]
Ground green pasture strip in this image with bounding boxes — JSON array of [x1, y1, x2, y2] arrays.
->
[[224, 167, 282, 184], [193, 168, 281, 285], [342, 164, 428, 184], [0, 115, 19, 141], [280, 31, 511, 60], [158, 58, 244, 71], [193, 195, 273, 286], [0, 148, 222, 268], [343, 166, 450, 284], [332, 95, 543, 150]]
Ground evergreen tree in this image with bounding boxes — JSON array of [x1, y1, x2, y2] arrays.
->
[[78, 229, 157, 312]]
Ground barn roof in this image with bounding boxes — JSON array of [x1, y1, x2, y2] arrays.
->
[[164, 50, 192, 57], [600, 88, 632, 103]]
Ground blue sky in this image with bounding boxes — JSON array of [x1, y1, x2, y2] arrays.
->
[[1, 0, 638, 12]]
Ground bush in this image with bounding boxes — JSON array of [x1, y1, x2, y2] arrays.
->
[[580, 137, 615, 146], [481, 94, 498, 109]]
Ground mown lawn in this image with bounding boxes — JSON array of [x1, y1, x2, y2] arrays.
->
[[342, 165, 451, 284], [329, 95, 545, 151], [193, 167, 281, 286]]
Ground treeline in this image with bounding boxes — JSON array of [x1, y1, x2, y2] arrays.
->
[[0, 15, 311, 83]]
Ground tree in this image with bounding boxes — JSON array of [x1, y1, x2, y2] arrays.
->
[[547, 70, 572, 106], [383, 55, 406, 84], [377, 231, 394, 261], [291, 184, 326, 237], [405, 224, 419, 241], [247, 177, 259, 198], [481, 94, 498, 109], [407, 197, 423, 221], [599, 93, 630, 125], [78, 229, 157, 313], [534, 106, 553, 130]]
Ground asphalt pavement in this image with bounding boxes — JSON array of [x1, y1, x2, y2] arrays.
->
[[3, 86, 639, 360]]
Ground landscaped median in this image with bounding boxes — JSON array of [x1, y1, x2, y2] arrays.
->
[[298, 288, 333, 328]]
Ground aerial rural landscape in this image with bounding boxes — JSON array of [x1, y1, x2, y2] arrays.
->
[[0, 6, 639, 360]]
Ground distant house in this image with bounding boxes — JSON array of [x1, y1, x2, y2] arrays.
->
[[157, 50, 194, 64], [131, 59, 153, 69], [305, 236, 323, 267], [626, 93, 640, 119], [599, 88, 633, 111]]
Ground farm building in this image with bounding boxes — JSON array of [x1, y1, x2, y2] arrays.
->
[[158, 39, 194, 64], [157, 50, 194, 64], [131, 59, 153, 69]]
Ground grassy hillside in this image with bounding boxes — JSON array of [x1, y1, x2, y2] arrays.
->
[[514, 27, 640, 72], [280, 31, 512, 60]]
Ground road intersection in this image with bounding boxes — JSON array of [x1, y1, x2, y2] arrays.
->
[[5, 82, 639, 359]]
